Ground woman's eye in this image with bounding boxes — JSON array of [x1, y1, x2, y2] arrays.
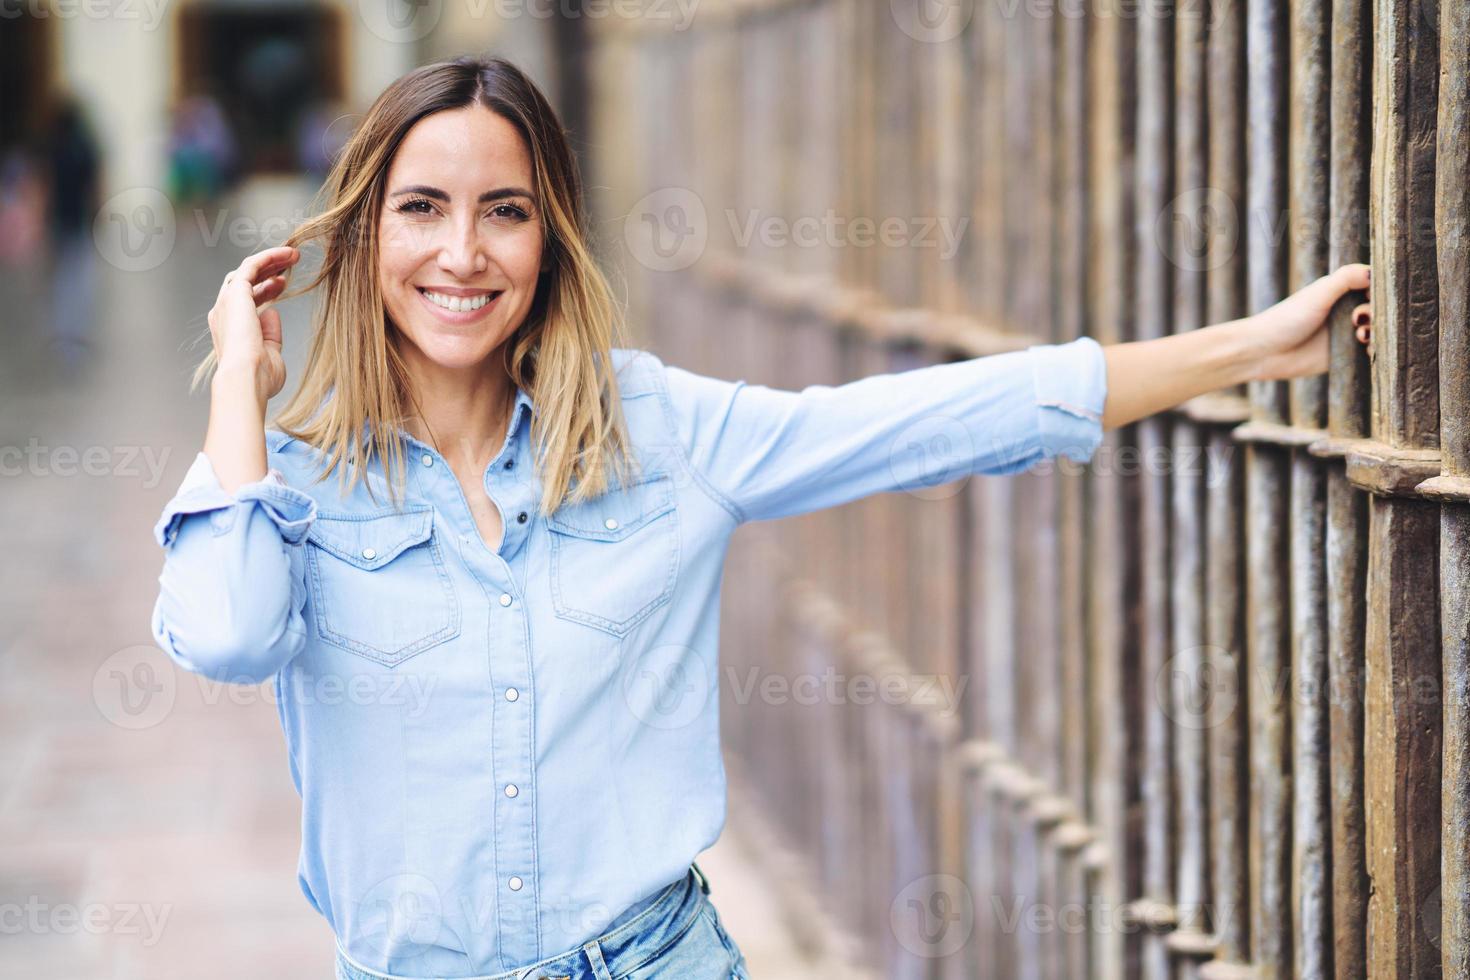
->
[[490, 204, 531, 221], [396, 198, 435, 215]]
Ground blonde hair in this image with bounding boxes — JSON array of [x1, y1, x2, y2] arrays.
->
[[189, 54, 640, 517]]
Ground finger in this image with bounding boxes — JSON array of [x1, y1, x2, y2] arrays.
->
[[227, 256, 294, 295], [1290, 263, 1366, 315], [1351, 302, 1371, 327], [1356, 324, 1371, 345], [229, 246, 301, 293], [224, 269, 292, 323], [1333, 262, 1371, 292], [253, 274, 288, 305], [260, 306, 283, 350]]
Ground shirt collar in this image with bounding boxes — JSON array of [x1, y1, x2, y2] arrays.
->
[[356, 384, 535, 454]]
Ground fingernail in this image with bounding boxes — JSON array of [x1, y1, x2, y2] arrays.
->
[[1354, 312, 1368, 326]]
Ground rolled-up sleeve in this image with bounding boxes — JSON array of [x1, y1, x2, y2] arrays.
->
[[150, 450, 318, 683], [659, 335, 1108, 525], [1030, 335, 1108, 463]]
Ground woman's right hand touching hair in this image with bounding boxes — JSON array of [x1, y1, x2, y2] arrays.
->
[[203, 245, 301, 493], [208, 245, 301, 404]]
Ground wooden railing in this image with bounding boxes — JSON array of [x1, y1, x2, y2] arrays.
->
[[576, 0, 1467, 976]]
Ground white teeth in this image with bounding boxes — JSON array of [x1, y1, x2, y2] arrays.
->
[[422, 289, 496, 313]]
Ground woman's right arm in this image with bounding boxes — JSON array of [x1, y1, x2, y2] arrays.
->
[[151, 246, 314, 685]]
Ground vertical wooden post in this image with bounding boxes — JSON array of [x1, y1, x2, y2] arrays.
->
[[1135, 6, 1177, 980], [1431, 4, 1470, 976], [1288, 0, 1334, 977], [1363, 0, 1444, 976]]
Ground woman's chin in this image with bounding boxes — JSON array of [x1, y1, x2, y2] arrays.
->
[[399, 328, 503, 370]]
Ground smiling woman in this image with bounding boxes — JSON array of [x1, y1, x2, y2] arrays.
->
[[151, 53, 1373, 980], [161, 54, 763, 980]]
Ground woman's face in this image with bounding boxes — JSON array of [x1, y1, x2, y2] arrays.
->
[[377, 105, 545, 372]]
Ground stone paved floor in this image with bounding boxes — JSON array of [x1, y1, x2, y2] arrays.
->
[[0, 176, 832, 979]]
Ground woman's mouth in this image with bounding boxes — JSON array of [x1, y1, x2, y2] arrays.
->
[[416, 287, 504, 322]]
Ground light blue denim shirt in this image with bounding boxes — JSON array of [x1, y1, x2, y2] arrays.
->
[[149, 338, 1107, 977]]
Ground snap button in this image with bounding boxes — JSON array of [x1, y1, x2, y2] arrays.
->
[[505, 687, 519, 701], [421, 454, 433, 467], [361, 547, 376, 560], [517, 511, 528, 524], [499, 593, 513, 607], [604, 517, 618, 530], [508, 876, 523, 891], [505, 783, 518, 798], [504, 458, 515, 469]]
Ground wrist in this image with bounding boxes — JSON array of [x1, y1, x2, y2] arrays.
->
[[1210, 316, 1268, 386], [211, 365, 269, 416]]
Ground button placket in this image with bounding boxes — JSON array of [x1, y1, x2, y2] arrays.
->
[[361, 410, 545, 964], [407, 414, 540, 964], [488, 513, 538, 966]]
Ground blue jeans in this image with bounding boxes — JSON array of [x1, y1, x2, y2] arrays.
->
[[334, 862, 751, 980]]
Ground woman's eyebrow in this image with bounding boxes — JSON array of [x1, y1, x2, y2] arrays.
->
[[389, 184, 534, 203]]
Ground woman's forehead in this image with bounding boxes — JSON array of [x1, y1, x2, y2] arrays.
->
[[390, 107, 532, 186]]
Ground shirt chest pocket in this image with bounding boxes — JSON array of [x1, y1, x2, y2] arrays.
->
[[304, 504, 461, 667], [545, 472, 680, 637]]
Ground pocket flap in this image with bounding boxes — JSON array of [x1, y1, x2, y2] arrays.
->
[[546, 472, 674, 541], [306, 505, 435, 569]]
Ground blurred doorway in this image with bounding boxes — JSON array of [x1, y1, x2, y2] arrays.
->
[[175, 3, 346, 175], [0, 3, 56, 153]]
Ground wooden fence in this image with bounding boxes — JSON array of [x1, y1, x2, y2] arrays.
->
[[575, 0, 1467, 976]]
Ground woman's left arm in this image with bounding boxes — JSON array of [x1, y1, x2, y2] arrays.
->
[[1100, 262, 1373, 431]]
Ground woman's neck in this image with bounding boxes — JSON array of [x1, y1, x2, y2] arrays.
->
[[399, 360, 519, 473]]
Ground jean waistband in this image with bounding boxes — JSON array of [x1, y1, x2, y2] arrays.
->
[[335, 862, 713, 980]]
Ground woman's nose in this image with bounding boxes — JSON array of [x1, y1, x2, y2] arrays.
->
[[437, 217, 486, 277]]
